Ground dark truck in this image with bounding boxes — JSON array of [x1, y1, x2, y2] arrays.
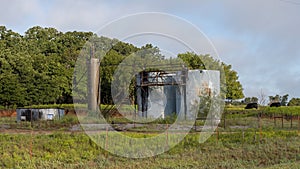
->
[[270, 102, 281, 107], [245, 103, 258, 109]]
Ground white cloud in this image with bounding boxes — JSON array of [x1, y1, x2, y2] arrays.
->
[[1, 0, 300, 99], [0, 0, 43, 33]]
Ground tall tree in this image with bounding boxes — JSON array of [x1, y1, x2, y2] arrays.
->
[[280, 94, 289, 106], [288, 98, 300, 106], [0, 26, 245, 108], [243, 97, 258, 104], [269, 94, 289, 106]]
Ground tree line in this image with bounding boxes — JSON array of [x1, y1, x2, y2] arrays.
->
[[233, 94, 300, 107], [0, 26, 244, 108]]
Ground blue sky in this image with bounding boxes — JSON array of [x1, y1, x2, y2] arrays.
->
[[1, 0, 300, 101]]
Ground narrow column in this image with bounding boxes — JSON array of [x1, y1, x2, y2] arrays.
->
[[87, 58, 100, 112]]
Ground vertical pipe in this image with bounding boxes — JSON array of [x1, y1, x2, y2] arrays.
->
[[87, 58, 100, 112], [142, 86, 149, 118], [98, 61, 101, 112], [87, 49, 92, 111], [141, 71, 149, 118], [182, 68, 187, 120], [136, 73, 142, 118]]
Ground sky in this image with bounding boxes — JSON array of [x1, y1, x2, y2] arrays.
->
[[1, 0, 300, 101]]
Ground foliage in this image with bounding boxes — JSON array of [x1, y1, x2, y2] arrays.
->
[[269, 94, 289, 106], [225, 106, 300, 116], [23, 104, 77, 109], [222, 64, 244, 100], [243, 97, 258, 104], [263, 106, 300, 116], [288, 98, 300, 106], [0, 26, 244, 110], [0, 26, 93, 107]]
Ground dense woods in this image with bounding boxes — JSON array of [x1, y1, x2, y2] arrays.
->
[[0, 26, 244, 108]]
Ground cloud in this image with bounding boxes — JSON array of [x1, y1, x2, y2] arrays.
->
[[0, 0, 43, 33], [40, 0, 111, 31], [38, 0, 171, 32], [200, 0, 300, 99], [1, 0, 299, 99]]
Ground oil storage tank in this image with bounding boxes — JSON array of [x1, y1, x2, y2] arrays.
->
[[136, 69, 220, 119]]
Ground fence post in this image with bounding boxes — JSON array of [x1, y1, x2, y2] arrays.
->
[[223, 113, 226, 129], [30, 134, 32, 159], [216, 126, 219, 143], [274, 113, 276, 128], [166, 124, 169, 149], [290, 115, 293, 129], [105, 126, 108, 150], [298, 115, 300, 135], [281, 115, 284, 128], [194, 119, 197, 131], [259, 114, 262, 142]]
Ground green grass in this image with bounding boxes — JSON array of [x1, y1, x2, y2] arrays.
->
[[0, 115, 80, 131], [1, 110, 300, 168], [0, 130, 299, 168], [22, 104, 136, 111], [264, 106, 300, 116], [0, 116, 16, 123], [1, 105, 300, 168], [259, 161, 300, 169], [225, 106, 300, 116]]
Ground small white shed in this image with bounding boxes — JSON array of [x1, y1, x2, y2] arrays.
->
[[16, 108, 64, 121]]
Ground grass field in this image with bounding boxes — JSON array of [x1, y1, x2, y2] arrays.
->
[[0, 130, 299, 168], [1, 106, 300, 168]]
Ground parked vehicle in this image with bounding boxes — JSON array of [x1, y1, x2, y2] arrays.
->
[[245, 103, 258, 109], [270, 102, 281, 107]]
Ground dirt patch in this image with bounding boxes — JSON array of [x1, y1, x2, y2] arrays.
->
[[0, 110, 16, 117], [0, 128, 84, 135]]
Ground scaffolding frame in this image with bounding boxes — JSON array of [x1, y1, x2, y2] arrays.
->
[[136, 67, 188, 119]]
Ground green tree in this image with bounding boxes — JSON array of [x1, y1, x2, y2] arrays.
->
[[58, 31, 93, 103], [288, 98, 300, 106], [0, 26, 245, 108], [269, 94, 289, 106], [223, 64, 244, 100], [243, 97, 258, 104], [0, 26, 95, 106], [0, 26, 28, 107], [244, 97, 251, 104], [281, 94, 289, 106], [0, 53, 26, 107]]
